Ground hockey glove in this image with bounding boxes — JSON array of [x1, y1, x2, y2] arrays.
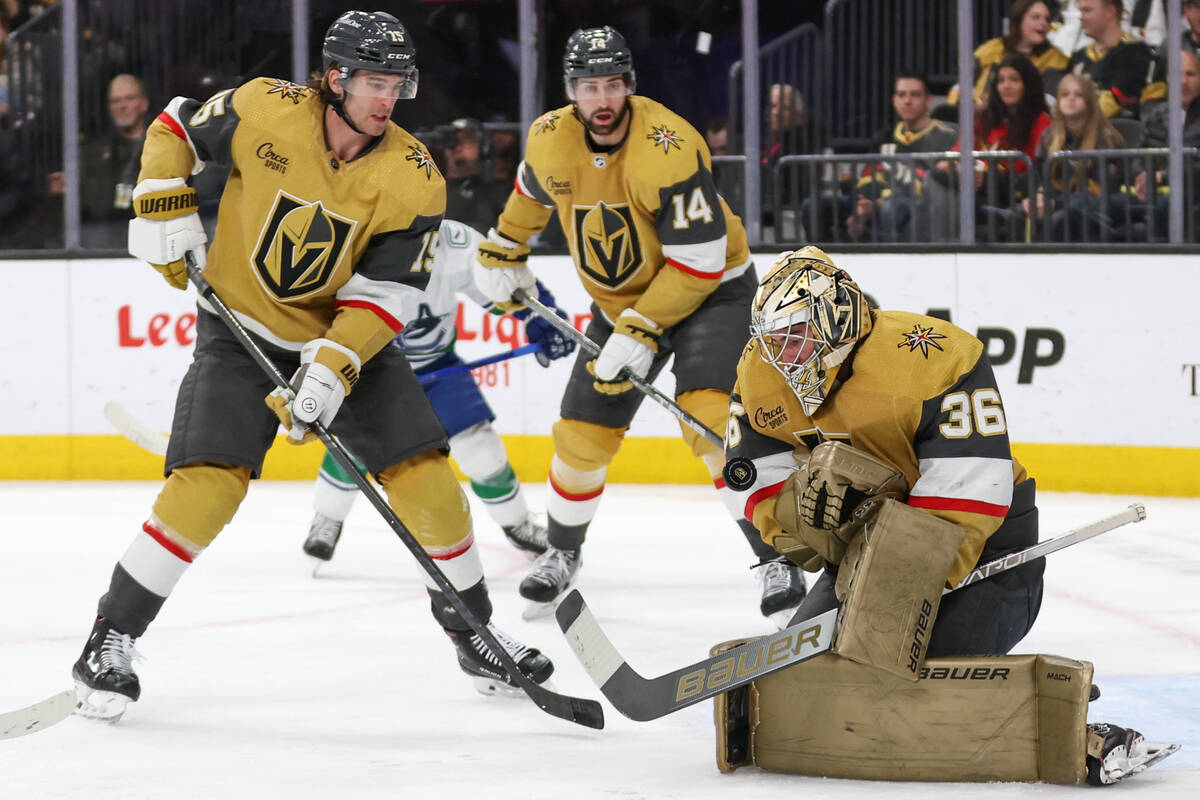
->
[[265, 339, 361, 444], [590, 308, 661, 394], [474, 228, 536, 312], [512, 282, 576, 367], [127, 177, 207, 290]]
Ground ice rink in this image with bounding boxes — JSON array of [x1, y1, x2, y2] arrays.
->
[[1, 480, 1196, 799]]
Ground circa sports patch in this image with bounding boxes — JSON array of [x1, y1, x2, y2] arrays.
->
[[722, 457, 757, 490]]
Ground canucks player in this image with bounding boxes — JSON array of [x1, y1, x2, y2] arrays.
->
[[303, 218, 575, 565]]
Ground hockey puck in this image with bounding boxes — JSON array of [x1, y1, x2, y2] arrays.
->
[[722, 457, 757, 490]]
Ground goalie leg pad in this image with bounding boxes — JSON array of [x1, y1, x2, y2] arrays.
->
[[832, 498, 965, 681], [714, 651, 1092, 783]]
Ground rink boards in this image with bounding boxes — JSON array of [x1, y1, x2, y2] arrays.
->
[[1, 252, 1197, 496]]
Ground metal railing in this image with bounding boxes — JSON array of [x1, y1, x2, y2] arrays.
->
[[728, 24, 824, 155], [769, 151, 1037, 245], [1037, 148, 1200, 243]]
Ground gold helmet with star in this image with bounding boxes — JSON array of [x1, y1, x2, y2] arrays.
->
[[750, 246, 873, 413]]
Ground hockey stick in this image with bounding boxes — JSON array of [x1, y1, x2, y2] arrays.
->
[[104, 344, 544, 459], [511, 288, 724, 449], [556, 502, 1146, 721], [0, 690, 77, 739], [104, 400, 169, 457], [184, 254, 603, 730], [418, 342, 542, 386]]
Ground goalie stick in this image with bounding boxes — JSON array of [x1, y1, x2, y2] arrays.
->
[[103, 344, 544, 459], [511, 288, 724, 449], [556, 503, 1146, 721], [0, 690, 77, 739], [184, 254, 604, 730]]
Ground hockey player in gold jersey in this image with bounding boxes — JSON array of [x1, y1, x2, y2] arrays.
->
[[718, 246, 1175, 785], [72, 11, 553, 722], [473, 26, 805, 622]]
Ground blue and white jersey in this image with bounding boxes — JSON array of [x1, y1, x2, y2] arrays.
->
[[395, 220, 490, 369]]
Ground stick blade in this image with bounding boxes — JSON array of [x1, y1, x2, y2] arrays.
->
[[0, 690, 77, 739], [103, 400, 169, 456]]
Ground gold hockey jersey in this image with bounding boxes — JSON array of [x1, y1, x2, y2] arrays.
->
[[726, 310, 1028, 586], [139, 77, 445, 360], [495, 96, 751, 327]]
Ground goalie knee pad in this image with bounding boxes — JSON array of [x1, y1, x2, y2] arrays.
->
[[152, 463, 251, 549], [714, 650, 1093, 784]]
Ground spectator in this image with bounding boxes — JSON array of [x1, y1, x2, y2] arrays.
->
[[930, 54, 1052, 240], [763, 83, 828, 240], [1064, 0, 1154, 117], [949, 0, 1068, 111], [1186, 0, 1200, 57], [47, 73, 149, 248], [1051, 0, 1168, 52], [1025, 73, 1125, 240], [1140, 1, 1200, 106], [1124, 50, 1200, 239], [705, 115, 728, 155], [487, 117, 520, 184], [442, 116, 508, 235]]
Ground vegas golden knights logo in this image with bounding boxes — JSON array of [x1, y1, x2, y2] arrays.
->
[[573, 201, 642, 288], [253, 191, 356, 299]]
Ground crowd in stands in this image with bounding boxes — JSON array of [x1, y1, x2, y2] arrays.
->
[[1, 0, 1199, 249]]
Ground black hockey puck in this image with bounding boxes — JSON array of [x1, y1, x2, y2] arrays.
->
[[723, 457, 757, 490]]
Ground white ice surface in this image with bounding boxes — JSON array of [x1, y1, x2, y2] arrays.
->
[[0, 482, 1196, 799]]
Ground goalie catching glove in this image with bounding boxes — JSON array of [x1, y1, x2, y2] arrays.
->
[[265, 339, 361, 444], [775, 441, 908, 566], [474, 228, 536, 312], [589, 308, 661, 395], [127, 177, 207, 290]]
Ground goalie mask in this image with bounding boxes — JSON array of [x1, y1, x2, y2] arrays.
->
[[750, 246, 872, 415]]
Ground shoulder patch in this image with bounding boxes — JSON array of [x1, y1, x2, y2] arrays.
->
[[405, 144, 438, 179], [534, 112, 560, 135], [897, 324, 948, 358], [263, 78, 308, 104], [646, 124, 684, 153]]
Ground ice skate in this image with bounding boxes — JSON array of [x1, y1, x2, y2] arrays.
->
[[1085, 722, 1180, 785], [72, 617, 142, 722], [446, 623, 554, 698], [303, 512, 343, 574], [519, 547, 580, 620], [756, 557, 807, 630], [501, 515, 549, 558]]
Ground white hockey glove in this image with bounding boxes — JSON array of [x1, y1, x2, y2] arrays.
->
[[265, 339, 361, 444], [127, 177, 207, 290], [473, 228, 536, 312], [589, 309, 661, 395]]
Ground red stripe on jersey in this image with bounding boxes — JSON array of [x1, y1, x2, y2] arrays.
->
[[713, 476, 726, 490], [334, 299, 404, 333], [908, 495, 1009, 517], [744, 480, 785, 521], [549, 473, 604, 502], [155, 110, 188, 141], [428, 534, 474, 561], [514, 174, 534, 199], [666, 257, 723, 280], [141, 520, 194, 563]]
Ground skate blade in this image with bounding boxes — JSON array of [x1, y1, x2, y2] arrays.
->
[[521, 598, 559, 621], [308, 556, 330, 577], [470, 674, 558, 699], [73, 681, 130, 723]]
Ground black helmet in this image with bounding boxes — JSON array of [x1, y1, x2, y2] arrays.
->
[[322, 10, 418, 94], [563, 26, 635, 94]]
